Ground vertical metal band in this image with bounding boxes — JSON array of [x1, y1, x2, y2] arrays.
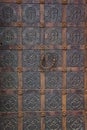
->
[[84, 24, 87, 129], [40, 2, 45, 130], [40, 3, 45, 28], [17, 5, 23, 130], [62, 4, 67, 130]]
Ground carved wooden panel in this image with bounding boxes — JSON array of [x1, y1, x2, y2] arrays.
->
[[0, 0, 87, 130]]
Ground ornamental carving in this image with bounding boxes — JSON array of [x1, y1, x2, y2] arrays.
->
[[45, 4, 62, 23], [23, 91, 40, 111], [0, 50, 18, 67], [67, 50, 84, 67], [22, 28, 40, 45], [67, 4, 85, 24], [46, 116, 62, 130], [0, 4, 18, 24], [22, 4, 40, 25], [0, 72, 18, 89], [46, 72, 62, 89], [45, 28, 62, 45], [23, 115, 41, 130], [67, 115, 85, 130], [0, 115, 18, 130], [67, 93, 84, 110], [45, 91, 62, 111], [0, 95, 18, 112], [66, 71, 84, 89], [67, 28, 84, 45], [0, 27, 20, 45], [23, 50, 40, 70], [23, 71, 40, 89]]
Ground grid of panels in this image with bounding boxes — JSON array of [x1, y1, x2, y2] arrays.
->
[[0, 0, 87, 130]]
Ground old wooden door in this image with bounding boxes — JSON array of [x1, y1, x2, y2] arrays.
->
[[0, 0, 87, 130]]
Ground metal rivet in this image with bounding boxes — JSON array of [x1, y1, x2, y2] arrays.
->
[[17, 67, 23, 73]]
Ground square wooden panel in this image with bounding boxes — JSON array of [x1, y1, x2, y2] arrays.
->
[[0, 50, 18, 67], [66, 112, 85, 130], [45, 71, 63, 89], [66, 90, 84, 110], [0, 27, 21, 46], [45, 90, 62, 111], [66, 71, 84, 89], [66, 4, 86, 25], [0, 3, 20, 26], [0, 114, 18, 130], [44, 4, 62, 26], [45, 113, 62, 130], [23, 90, 41, 111], [66, 49, 85, 67], [0, 72, 18, 89], [44, 27, 62, 45], [22, 50, 40, 70], [23, 71, 40, 89], [66, 27, 86, 45], [22, 4, 40, 26], [0, 91, 18, 112], [22, 27, 41, 45], [23, 113, 41, 130]]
